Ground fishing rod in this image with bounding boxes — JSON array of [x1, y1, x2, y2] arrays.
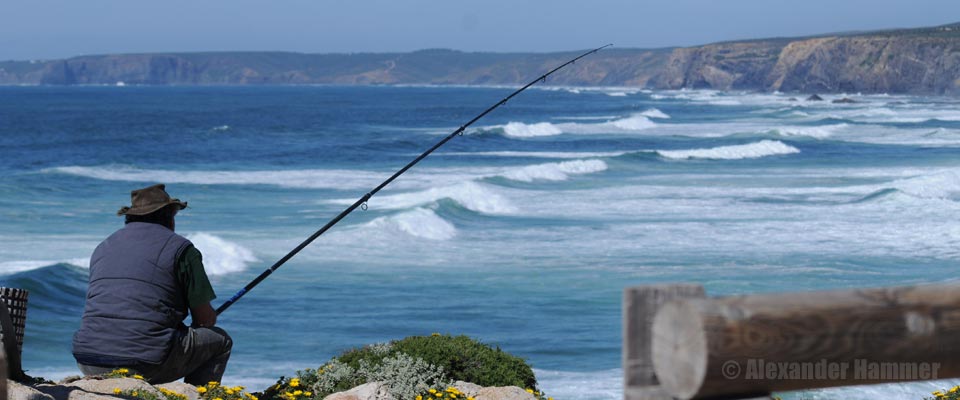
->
[[216, 43, 613, 315]]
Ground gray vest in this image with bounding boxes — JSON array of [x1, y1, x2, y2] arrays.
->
[[72, 222, 192, 365]]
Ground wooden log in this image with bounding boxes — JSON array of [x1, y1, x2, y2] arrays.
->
[[623, 284, 705, 400], [651, 283, 960, 399]]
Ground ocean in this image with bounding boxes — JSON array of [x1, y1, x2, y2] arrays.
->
[[1, 85, 959, 399]]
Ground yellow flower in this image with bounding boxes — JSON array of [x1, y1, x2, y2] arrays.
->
[[417, 396, 423, 400], [197, 387, 208, 394], [116, 368, 129, 374], [951, 387, 959, 394], [434, 393, 443, 398], [293, 391, 303, 396], [249, 396, 259, 400], [431, 333, 441, 337], [234, 386, 245, 392], [132, 392, 138, 396], [133, 374, 144, 380], [467, 397, 475, 400], [208, 382, 219, 388], [214, 398, 223, 400], [525, 389, 534, 394], [428, 389, 437, 394], [113, 388, 122, 395], [304, 392, 312, 397], [290, 378, 300, 388], [226, 389, 235, 395]]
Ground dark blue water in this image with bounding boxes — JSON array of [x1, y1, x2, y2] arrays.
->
[[2, 86, 959, 399]]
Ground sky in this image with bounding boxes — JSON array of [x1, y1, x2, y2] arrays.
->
[[2, 0, 959, 61]]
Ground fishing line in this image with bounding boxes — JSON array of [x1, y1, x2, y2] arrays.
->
[[216, 44, 612, 315]]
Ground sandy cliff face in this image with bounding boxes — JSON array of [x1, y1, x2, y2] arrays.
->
[[650, 34, 960, 94], [2, 24, 960, 94]]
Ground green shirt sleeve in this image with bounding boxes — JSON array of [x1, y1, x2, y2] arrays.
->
[[177, 245, 217, 309]]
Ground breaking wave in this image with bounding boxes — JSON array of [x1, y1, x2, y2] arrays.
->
[[657, 140, 800, 160], [503, 121, 563, 137], [366, 208, 457, 240], [346, 181, 517, 215], [887, 170, 960, 200], [498, 159, 607, 182], [488, 113, 659, 138], [185, 233, 258, 276], [772, 124, 848, 139], [0, 234, 254, 277], [46, 166, 387, 190]]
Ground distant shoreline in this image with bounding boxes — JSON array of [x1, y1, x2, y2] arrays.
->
[[2, 21, 960, 94]]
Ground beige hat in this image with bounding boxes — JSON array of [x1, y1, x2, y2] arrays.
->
[[117, 184, 188, 216]]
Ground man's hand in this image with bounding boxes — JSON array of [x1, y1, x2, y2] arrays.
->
[[191, 302, 217, 328]]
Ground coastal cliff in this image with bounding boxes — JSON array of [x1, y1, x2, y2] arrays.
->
[[2, 22, 959, 94]]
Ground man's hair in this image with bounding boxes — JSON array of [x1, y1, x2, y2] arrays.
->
[[125, 204, 177, 230]]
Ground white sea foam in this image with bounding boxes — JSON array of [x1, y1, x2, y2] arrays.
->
[[889, 170, 960, 200], [366, 208, 457, 240], [0, 258, 89, 274], [605, 115, 657, 131], [492, 113, 658, 137], [502, 121, 563, 137], [536, 368, 622, 400], [605, 91, 628, 97], [185, 233, 258, 276], [639, 108, 671, 119], [212, 125, 230, 131], [48, 166, 387, 190], [775, 124, 848, 139], [657, 140, 800, 160], [500, 159, 608, 182], [440, 150, 628, 159], [351, 181, 517, 214]]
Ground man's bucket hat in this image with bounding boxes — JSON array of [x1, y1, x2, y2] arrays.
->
[[117, 184, 188, 216]]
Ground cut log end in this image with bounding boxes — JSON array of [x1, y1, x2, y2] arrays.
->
[[652, 300, 708, 400]]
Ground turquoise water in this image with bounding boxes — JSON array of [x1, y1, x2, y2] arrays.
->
[[1, 86, 959, 399]]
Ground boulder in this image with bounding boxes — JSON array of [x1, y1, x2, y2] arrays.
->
[[475, 386, 536, 400], [157, 382, 200, 400], [805, 94, 824, 101], [831, 97, 857, 103], [8, 380, 55, 400], [323, 382, 394, 400], [452, 381, 483, 398], [31, 378, 157, 400]]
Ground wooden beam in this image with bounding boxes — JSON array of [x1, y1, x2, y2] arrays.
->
[[651, 283, 960, 399], [623, 284, 705, 400]]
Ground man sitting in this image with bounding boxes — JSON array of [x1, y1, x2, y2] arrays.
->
[[73, 184, 232, 384]]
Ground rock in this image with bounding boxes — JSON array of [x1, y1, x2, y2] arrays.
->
[[323, 382, 394, 400], [475, 386, 536, 400], [157, 382, 199, 400], [8, 381, 55, 400], [31, 378, 157, 400], [452, 381, 483, 398], [831, 97, 857, 103], [805, 94, 824, 101]]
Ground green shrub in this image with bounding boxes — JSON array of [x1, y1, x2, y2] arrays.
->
[[262, 334, 538, 400], [392, 334, 536, 390]]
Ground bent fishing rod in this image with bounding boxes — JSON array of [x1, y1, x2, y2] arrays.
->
[[216, 43, 612, 315]]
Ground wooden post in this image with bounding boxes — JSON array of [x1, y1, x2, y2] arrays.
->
[[0, 345, 6, 400], [623, 284, 705, 400], [651, 283, 960, 400]]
